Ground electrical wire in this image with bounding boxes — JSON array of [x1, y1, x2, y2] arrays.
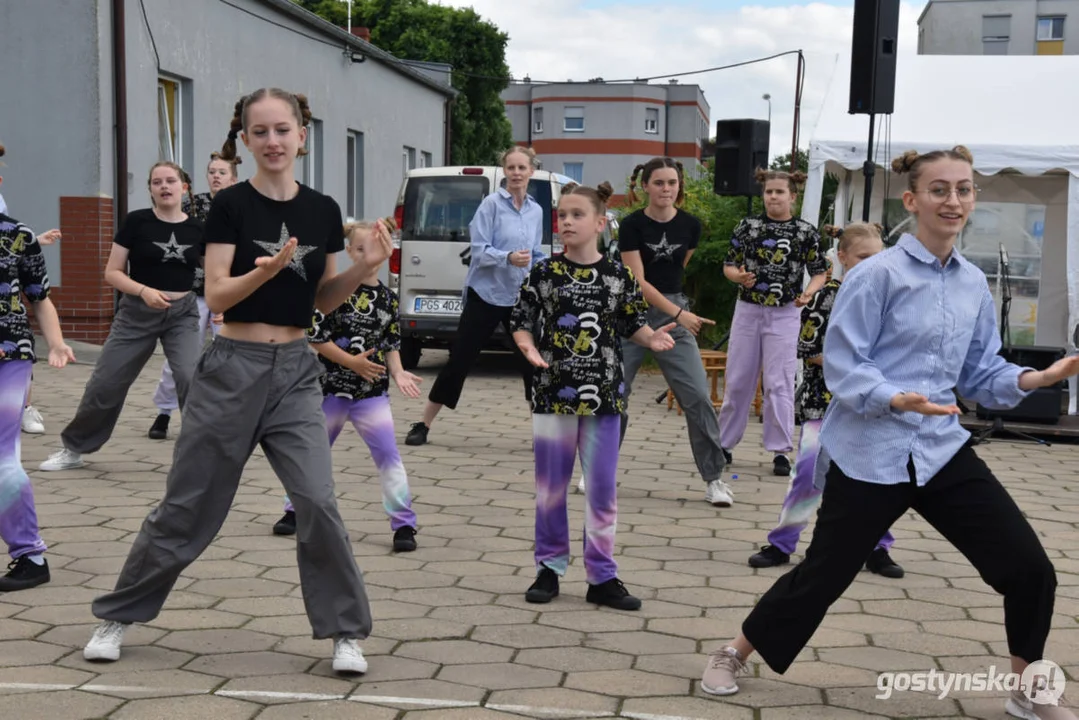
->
[[139, 0, 161, 70]]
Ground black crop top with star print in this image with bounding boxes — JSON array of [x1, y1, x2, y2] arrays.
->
[[112, 209, 204, 292], [616, 209, 701, 295], [203, 181, 344, 328]]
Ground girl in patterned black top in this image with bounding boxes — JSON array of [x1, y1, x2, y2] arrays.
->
[[512, 182, 676, 612], [0, 207, 77, 592], [150, 152, 240, 438], [84, 88, 389, 674], [718, 169, 829, 477], [272, 221, 422, 552], [40, 162, 204, 473], [747, 223, 903, 578]]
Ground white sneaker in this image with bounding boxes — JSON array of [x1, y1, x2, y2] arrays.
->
[[83, 621, 127, 661], [705, 479, 734, 507], [39, 448, 84, 471], [332, 637, 368, 674], [577, 475, 586, 494], [21, 406, 45, 434]]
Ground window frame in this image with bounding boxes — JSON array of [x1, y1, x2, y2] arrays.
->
[[346, 130, 364, 219], [1036, 16, 1065, 41], [533, 107, 544, 134], [645, 107, 659, 135], [563, 162, 584, 183], [302, 118, 324, 191], [563, 106, 585, 133], [157, 77, 182, 164]]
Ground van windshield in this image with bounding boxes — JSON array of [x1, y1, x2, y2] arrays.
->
[[500, 178, 553, 244], [403, 177, 489, 243]]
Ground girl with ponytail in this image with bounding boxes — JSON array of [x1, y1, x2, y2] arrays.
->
[[84, 88, 388, 677]]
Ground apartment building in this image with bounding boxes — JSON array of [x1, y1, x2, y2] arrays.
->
[[918, 0, 1078, 55], [501, 81, 711, 201]]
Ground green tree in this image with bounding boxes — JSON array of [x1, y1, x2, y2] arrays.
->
[[291, 0, 513, 164]]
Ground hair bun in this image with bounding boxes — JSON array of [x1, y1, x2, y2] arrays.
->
[[951, 145, 974, 164], [790, 170, 807, 184], [821, 224, 843, 239], [0, 142, 5, 158], [595, 181, 614, 203], [891, 150, 920, 174], [560, 182, 579, 196]]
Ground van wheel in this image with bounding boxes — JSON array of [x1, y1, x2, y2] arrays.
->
[[399, 337, 422, 370]]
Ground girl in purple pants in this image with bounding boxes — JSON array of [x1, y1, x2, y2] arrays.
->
[[512, 181, 677, 611], [272, 221, 422, 552], [747, 223, 903, 579]]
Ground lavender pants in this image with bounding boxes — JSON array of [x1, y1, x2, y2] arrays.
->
[[767, 419, 894, 555], [285, 394, 416, 531], [0, 360, 46, 559], [719, 300, 801, 454], [533, 414, 620, 585]]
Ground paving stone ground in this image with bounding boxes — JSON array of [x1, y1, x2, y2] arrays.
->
[[1, 342, 1077, 719]]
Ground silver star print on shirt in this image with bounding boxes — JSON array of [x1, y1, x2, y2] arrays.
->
[[645, 233, 682, 262], [254, 223, 316, 281], [153, 232, 194, 262]]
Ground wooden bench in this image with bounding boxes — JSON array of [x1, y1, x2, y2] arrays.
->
[[667, 350, 763, 417]]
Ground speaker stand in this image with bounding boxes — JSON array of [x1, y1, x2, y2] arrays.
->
[[971, 417, 1050, 447], [861, 113, 876, 222]]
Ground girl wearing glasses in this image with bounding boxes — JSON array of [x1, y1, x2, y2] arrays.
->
[[700, 146, 1079, 720]]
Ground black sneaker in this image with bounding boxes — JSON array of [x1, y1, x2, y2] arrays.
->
[[722, 448, 733, 465], [393, 526, 418, 552], [748, 545, 791, 568], [0, 556, 50, 592], [586, 577, 642, 611], [273, 511, 297, 536], [866, 548, 904, 578], [405, 422, 429, 446], [525, 566, 559, 604], [772, 454, 791, 476], [148, 413, 170, 440]]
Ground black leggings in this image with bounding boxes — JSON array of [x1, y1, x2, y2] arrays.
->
[[743, 444, 1056, 673], [428, 287, 532, 410]]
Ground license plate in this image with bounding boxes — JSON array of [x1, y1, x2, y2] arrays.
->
[[414, 296, 463, 315]]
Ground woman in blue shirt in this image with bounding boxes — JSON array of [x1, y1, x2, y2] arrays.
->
[[405, 146, 545, 446], [700, 146, 1079, 720]]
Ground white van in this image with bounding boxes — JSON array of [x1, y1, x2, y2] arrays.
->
[[389, 166, 578, 369]]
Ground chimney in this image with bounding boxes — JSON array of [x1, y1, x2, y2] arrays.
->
[[351, 26, 371, 43]]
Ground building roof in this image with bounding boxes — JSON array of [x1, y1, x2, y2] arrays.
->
[[259, 0, 456, 98]]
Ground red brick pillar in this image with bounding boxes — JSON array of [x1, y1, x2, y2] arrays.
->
[[51, 197, 115, 343]]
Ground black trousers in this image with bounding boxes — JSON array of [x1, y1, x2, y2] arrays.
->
[[743, 444, 1056, 674], [429, 287, 532, 410]]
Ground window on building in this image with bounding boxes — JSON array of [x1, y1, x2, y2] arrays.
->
[[1037, 16, 1065, 41], [982, 14, 1011, 54], [563, 106, 585, 132], [346, 130, 364, 219], [402, 146, 416, 178], [157, 77, 183, 164], [563, 162, 583, 183], [302, 118, 323, 191], [918, 26, 925, 54], [533, 107, 544, 134], [421, 151, 433, 168], [645, 108, 659, 134]]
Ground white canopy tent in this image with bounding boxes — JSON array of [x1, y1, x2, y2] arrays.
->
[[802, 54, 1079, 414]]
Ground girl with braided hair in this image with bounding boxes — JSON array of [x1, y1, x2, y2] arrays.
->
[[148, 151, 239, 439], [40, 162, 203, 473], [701, 147, 1079, 720], [84, 88, 386, 675], [615, 157, 733, 507]]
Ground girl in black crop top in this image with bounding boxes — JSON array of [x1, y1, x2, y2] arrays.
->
[[40, 162, 204, 474], [83, 88, 391, 676]]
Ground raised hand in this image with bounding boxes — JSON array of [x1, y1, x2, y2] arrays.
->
[[733, 265, 756, 289], [508, 250, 532, 268], [677, 310, 716, 337], [649, 322, 678, 353], [365, 218, 394, 267], [351, 348, 386, 382], [38, 229, 62, 245], [254, 237, 298, 276], [890, 392, 961, 416]]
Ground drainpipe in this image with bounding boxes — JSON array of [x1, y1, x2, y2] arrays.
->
[[443, 97, 453, 165], [112, 0, 128, 220], [527, 83, 534, 147], [663, 97, 670, 158]]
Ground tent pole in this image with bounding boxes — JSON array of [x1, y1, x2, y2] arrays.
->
[[861, 114, 876, 222]]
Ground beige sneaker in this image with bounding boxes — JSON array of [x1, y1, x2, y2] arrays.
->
[[1006, 690, 1077, 719], [701, 646, 745, 696]]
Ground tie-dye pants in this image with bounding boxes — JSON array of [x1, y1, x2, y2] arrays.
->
[[0, 360, 46, 559], [767, 418, 894, 555], [533, 413, 620, 585], [285, 394, 416, 531]]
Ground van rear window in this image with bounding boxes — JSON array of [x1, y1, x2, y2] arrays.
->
[[403, 177, 490, 242], [501, 178, 553, 244]]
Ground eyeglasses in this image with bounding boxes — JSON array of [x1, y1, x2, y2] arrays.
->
[[921, 185, 978, 204]]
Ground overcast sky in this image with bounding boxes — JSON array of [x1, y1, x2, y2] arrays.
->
[[439, 0, 926, 163]]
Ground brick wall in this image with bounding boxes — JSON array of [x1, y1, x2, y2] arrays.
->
[[50, 197, 115, 343]]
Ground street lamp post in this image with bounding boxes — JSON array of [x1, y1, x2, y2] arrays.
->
[[762, 93, 772, 125], [347, 0, 352, 34]]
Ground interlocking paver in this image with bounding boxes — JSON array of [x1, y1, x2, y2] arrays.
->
[[4, 346, 1077, 719]]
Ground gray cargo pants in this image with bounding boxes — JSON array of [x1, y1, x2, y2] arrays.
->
[[621, 293, 726, 484], [92, 336, 373, 640], [62, 293, 200, 455]]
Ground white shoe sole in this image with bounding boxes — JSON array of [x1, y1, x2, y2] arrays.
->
[[83, 645, 120, 662], [40, 460, 85, 472], [332, 657, 368, 674], [22, 425, 44, 434], [701, 680, 739, 696]]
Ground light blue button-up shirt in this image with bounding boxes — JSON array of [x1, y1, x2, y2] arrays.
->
[[464, 187, 545, 307], [820, 233, 1032, 486]]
